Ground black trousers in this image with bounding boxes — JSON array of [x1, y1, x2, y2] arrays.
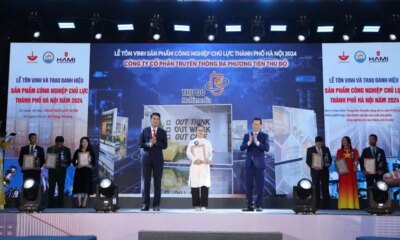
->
[[142, 163, 163, 207], [311, 169, 330, 209], [191, 186, 209, 207], [48, 168, 67, 208], [366, 174, 384, 189]]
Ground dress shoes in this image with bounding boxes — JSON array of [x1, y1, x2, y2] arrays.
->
[[153, 205, 160, 211], [242, 206, 255, 212], [141, 205, 149, 211]]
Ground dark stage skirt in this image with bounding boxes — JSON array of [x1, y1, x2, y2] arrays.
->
[[73, 167, 94, 194]]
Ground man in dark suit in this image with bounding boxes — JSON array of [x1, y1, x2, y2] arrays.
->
[[306, 136, 332, 209], [18, 133, 45, 183], [359, 134, 388, 188], [47, 136, 72, 208], [240, 117, 269, 212], [139, 112, 168, 211]]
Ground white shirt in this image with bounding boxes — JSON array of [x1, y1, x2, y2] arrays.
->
[[186, 138, 213, 188]]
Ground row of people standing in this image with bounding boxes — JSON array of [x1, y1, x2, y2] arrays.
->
[[18, 133, 96, 208], [306, 134, 388, 209]]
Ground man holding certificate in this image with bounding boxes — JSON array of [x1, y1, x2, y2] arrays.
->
[[240, 117, 270, 212], [359, 134, 388, 188], [186, 125, 213, 211], [18, 133, 45, 183], [46, 136, 72, 208], [139, 112, 168, 211], [306, 136, 332, 209]]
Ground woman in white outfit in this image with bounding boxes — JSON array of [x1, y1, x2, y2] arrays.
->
[[186, 125, 213, 211]]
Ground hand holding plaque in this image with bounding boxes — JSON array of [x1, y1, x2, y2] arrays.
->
[[335, 159, 349, 175], [78, 152, 90, 168], [364, 158, 376, 174], [312, 153, 323, 170], [191, 144, 206, 163], [45, 153, 57, 169], [22, 154, 36, 170]]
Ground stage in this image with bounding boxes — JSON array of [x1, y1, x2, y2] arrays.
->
[[0, 209, 399, 240]]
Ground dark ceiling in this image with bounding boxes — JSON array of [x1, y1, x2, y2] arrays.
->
[[1, 0, 400, 43]]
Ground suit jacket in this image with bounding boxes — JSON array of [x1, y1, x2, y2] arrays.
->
[[18, 145, 45, 172], [306, 146, 332, 172], [47, 145, 72, 168], [359, 146, 388, 174], [139, 127, 168, 165], [240, 131, 269, 169]]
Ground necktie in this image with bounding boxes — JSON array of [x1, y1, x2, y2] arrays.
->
[[317, 148, 322, 156], [152, 129, 156, 138], [373, 148, 376, 157], [30, 145, 34, 154]]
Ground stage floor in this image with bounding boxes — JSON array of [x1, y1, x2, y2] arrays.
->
[[0, 209, 399, 240]]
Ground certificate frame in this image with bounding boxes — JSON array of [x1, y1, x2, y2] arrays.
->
[[22, 154, 36, 170], [191, 144, 206, 161], [364, 158, 376, 174], [45, 153, 57, 169], [78, 152, 90, 167], [312, 153, 323, 170], [335, 159, 349, 175]]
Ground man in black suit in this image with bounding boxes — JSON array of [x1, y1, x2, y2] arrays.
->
[[359, 134, 388, 188], [306, 136, 332, 209], [139, 112, 168, 211], [240, 117, 270, 212], [18, 133, 45, 183], [47, 136, 72, 208]]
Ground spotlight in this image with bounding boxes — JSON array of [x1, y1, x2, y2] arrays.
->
[[204, 16, 218, 42], [270, 25, 287, 32], [388, 14, 400, 41], [28, 11, 42, 39], [149, 14, 163, 41], [251, 16, 265, 42], [95, 33, 102, 40], [33, 31, 40, 38], [3, 165, 17, 187], [296, 15, 310, 42], [19, 178, 42, 212], [91, 13, 103, 41], [341, 14, 356, 42], [293, 178, 316, 214], [95, 178, 119, 212], [367, 180, 392, 215], [58, 22, 76, 29], [117, 24, 134, 31]]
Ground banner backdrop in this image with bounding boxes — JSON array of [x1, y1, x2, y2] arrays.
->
[[5, 43, 337, 197], [88, 43, 323, 196]]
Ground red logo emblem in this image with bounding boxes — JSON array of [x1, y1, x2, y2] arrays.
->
[[338, 51, 349, 61], [205, 71, 229, 96], [376, 51, 381, 56], [27, 52, 38, 61], [64, 52, 69, 57]]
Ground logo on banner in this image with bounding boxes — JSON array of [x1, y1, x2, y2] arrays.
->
[[57, 51, 76, 63], [27, 52, 38, 62], [369, 50, 389, 63], [43, 51, 54, 64], [354, 51, 366, 63], [338, 51, 349, 62], [205, 71, 229, 96]]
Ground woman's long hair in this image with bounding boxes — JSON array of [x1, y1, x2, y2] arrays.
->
[[341, 136, 352, 149], [79, 136, 93, 152]]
